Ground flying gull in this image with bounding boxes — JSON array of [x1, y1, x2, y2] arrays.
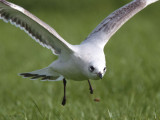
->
[[0, 0, 158, 105]]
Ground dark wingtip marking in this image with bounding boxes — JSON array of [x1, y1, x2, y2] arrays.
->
[[20, 73, 38, 77], [20, 73, 53, 80], [31, 76, 41, 79], [41, 76, 51, 80]]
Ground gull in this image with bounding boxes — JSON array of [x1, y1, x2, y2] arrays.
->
[[0, 0, 158, 105]]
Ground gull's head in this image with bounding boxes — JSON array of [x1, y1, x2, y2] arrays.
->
[[87, 59, 106, 80], [75, 44, 106, 80], [81, 48, 106, 80]]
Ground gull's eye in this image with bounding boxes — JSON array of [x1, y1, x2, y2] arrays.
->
[[103, 67, 106, 71], [89, 66, 95, 72]]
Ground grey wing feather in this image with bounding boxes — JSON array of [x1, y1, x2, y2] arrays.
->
[[0, 0, 73, 55], [81, 0, 156, 48]]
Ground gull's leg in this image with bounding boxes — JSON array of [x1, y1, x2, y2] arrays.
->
[[88, 79, 93, 94], [62, 78, 67, 106]]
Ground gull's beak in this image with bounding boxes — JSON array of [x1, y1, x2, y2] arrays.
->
[[97, 72, 103, 79]]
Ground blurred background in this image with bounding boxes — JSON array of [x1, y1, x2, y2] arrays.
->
[[0, 0, 160, 119]]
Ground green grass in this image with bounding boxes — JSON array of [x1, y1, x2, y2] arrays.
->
[[0, 0, 160, 119]]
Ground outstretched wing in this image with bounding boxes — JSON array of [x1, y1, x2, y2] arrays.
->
[[0, 0, 74, 55], [81, 0, 158, 48]]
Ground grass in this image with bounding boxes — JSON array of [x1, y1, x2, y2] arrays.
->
[[0, 0, 160, 119]]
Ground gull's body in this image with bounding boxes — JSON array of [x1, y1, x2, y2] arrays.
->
[[49, 43, 105, 81], [0, 0, 158, 105]]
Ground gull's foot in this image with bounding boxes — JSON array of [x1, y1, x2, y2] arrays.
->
[[62, 78, 67, 106], [88, 80, 93, 94], [90, 88, 93, 94], [62, 97, 66, 106]]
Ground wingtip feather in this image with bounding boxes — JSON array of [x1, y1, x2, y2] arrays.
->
[[145, 0, 159, 6]]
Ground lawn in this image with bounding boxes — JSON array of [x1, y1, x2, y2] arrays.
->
[[0, 0, 160, 119]]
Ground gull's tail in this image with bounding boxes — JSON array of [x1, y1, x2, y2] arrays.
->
[[19, 67, 63, 81]]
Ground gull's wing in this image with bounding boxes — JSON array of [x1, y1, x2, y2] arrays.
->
[[81, 0, 158, 48], [0, 0, 74, 55]]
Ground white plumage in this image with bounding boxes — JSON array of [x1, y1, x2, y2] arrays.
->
[[0, 0, 158, 105]]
